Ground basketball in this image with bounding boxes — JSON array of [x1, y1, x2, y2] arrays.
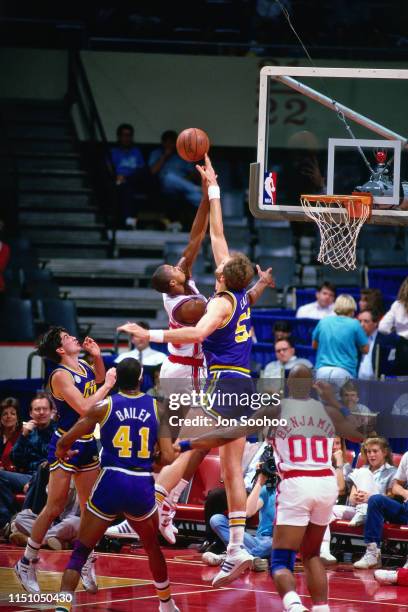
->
[[176, 128, 210, 162]]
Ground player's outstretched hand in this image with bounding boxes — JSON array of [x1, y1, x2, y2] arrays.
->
[[172, 441, 181, 457], [82, 336, 101, 357], [105, 367, 117, 388], [117, 321, 149, 341], [195, 153, 218, 187], [256, 264, 275, 288]]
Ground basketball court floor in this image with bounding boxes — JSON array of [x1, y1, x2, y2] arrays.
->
[[1, 543, 407, 611]]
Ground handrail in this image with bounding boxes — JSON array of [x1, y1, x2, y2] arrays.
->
[[66, 50, 117, 252]]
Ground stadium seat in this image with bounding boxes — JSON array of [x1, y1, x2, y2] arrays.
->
[[367, 267, 408, 296], [366, 249, 405, 267], [251, 342, 276, 369], [175, 452, 223, 524], [0, 298, 35, 341], [292, 318, 318, 345], [295, 344, 316, 365], [40, 298, 80, 337], [256, 227, 294, 249]]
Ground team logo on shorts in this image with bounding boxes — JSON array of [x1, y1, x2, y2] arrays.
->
[[74, 375, 81, 383]]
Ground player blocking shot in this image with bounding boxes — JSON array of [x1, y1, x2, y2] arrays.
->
[[54, 358, 179, 612], [119, 154, 275, 587], [14, 327, 116, 595]]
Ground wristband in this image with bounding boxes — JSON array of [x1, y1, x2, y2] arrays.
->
[[149, 330, 165, 343], [179, 440, 192, 453], [208, 185, 220, 201]]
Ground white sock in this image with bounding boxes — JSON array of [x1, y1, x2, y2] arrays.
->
[[168, 478, 189, 506], [24, 537, 41, 561], [312, 605, 330, 612], [282, 591, 302, 609], [155, 484, 169, 507], [227, 511, 246, 552]]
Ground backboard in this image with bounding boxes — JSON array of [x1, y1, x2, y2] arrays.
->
[[249, 66, 408, 225]]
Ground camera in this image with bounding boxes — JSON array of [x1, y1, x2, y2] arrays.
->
[[252, 444, 279, 490]]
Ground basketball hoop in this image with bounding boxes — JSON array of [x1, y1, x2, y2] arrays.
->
[[300, 193, 373, 271]]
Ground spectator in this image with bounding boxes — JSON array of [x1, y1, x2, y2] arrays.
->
[[0, 392, 56, 531], [0, 397, 22, 471], [379, 276, 408, 375], [322, 437, 395, 563], [146, 368, 166, 401], [339, 381, 377, 432], [0, 220, 10, 298], [313, 294, 369, 387], [320, 436, 353, 562], [203, 468, 276, 572], [261, 337, 313, 380], [110, 123, 148, 229], [149, 130, 201, 226], [359, 288, 385, 316], [354, 446, 407, 569], [9, 479, 80, 550], [115, 321, 166, 366], [296, 282, 336, 320], [272, 320, 292, 342], [357, 309, 389, 379]]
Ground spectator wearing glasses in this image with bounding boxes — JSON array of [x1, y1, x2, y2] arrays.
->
[[260, 338, 313, 393]]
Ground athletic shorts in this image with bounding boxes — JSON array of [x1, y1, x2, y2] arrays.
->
[[201, 367, 256, 422], [48, 430, 100, 473], [160, 356, 205, 398], [275, 473, 338, 527], [86, 468, 156, 522]]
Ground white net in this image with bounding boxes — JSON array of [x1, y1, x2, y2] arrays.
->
[[300, 195, 372, 271]]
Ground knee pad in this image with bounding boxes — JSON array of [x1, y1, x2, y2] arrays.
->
[[270, 549, 297, 575], [66, 539, 92, 573]]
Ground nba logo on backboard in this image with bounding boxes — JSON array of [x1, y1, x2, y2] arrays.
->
[[264, 171, 277, 205]]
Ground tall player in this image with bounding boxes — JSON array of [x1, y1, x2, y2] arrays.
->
[[119, 154, 275, 586], [173, 366, 363, 610], [271, 366, 363, 612], [14, 328, 116, 594], [54, 358, 178, 612]]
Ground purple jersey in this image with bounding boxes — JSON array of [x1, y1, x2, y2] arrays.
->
[[49, 359, 97, 433], [99, 391, 159, 472], [203, 289, 252, 373]]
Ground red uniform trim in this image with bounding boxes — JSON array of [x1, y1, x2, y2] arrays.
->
[[168, 355, 204, 367], [280, 468, 334, 479]]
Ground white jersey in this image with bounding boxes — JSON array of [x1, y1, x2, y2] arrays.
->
[[273, 397, 336, 474], [163, 279, 207, 358]]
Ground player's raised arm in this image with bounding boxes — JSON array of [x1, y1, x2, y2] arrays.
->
[[196, 154, 229, 267], [247, 265, 276, 305], [118, 295, 231, 345], [82, 336, 105, 384], [51, 367, 116, 417], [178, 176, 210, 278]]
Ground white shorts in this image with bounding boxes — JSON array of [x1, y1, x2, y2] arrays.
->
[[275, 474, 338, 527], [159, 357, 206, 398]]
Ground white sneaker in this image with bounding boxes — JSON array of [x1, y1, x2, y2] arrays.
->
[[159, 599, 180, 612], [404, 558, 408, 569], [284, 604, 309, 612], [14, 558, 40, 594], [202, 551, 226, 566], [81, 553, 98, 593], [374, 569, 398, 585], [159, 502, 177, 545], [348, 509, 366, 527], [319, 550, 337, 565], [212, 546, 253, 587], [353, 543, 382, 569], [105, 520, 140, 539]]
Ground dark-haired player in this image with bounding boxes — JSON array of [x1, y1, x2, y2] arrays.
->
[[119, 154, 275, 586], [54, 358, 178, 612], [15, 328, 116, 594]]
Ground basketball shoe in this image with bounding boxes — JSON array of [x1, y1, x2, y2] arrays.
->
[[212, 546, 253, 587]]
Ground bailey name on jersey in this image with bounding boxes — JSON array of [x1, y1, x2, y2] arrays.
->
[[115, 406, 152, 423]]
